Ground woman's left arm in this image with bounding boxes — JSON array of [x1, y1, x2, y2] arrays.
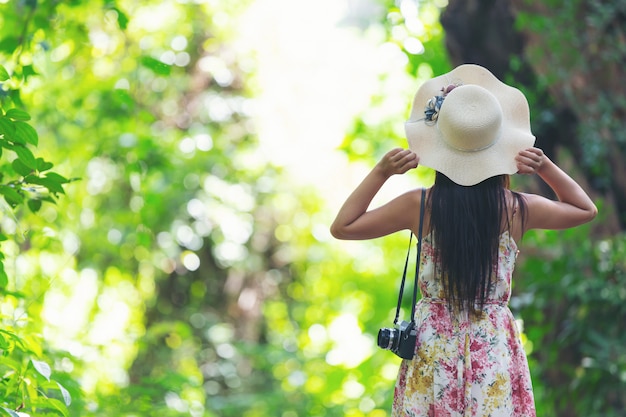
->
[[330, 148, 420, 240]]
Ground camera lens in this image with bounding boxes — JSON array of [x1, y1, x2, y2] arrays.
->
[[377, 328, 398, 350], [377, 329, 389, 348]]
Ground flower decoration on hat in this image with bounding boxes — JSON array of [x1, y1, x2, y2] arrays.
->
[[424, 83, 462, 125], [405, 64, 536, 186]]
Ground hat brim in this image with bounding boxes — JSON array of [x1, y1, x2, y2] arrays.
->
[[405, 64, 536, 186]]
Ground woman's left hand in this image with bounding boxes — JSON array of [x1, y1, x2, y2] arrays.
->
[[516, 147, 546, 175]]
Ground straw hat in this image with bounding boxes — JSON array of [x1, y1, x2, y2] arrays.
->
[[405, 64, 535, 186]]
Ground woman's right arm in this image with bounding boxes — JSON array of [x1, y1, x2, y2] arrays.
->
[[516, 147, 598, 231], [330, 148, 420, 240]]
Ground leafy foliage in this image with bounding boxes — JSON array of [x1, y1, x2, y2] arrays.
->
[[381, 1, 626, 415], [516, 0, 626, 226], [510, 2, 626, 415], [0, 69, 71, 279], [514, 227, 626, 417], [0, 0, 624, 417], [1, 1, 74, 415]]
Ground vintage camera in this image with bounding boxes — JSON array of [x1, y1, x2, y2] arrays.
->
[[377, 320, 417, 360]]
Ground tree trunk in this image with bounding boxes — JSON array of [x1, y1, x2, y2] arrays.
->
[[439, 2, 626, 417], [441, 0, 625, 233]]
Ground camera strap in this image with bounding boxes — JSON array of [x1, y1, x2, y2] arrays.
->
[[393, 188, 426, 328]]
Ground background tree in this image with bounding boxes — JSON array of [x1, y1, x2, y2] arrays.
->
[[388, 1, 626, 416], [441, 0, 625, 231], [0, 0, 624, 416], [1, 1, 76, 415]]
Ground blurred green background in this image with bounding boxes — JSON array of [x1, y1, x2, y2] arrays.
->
[[0, 0, 624, 416]]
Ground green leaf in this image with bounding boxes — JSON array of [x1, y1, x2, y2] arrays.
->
[[31, 359, 52, 381], [57, 382, 72, 406], [0, 329, 22, 346], [0, 262, 7, 289], [25, 175, 66, 194], [114, 7, 129, 29], [12, 145, 37, 169], [36, 158, 54, 172], [0, 65, 9, 81], [45, 172, 70, 184], [140, 56, 171, 76], [27, 198, 42, 212], [12, 158, 34, 176], [29, 395, 69, 417], [7, 89, 24, 108], [44, 398, 70, 417], [21, 64, 38, 82], [0, 329, 21, 342], [0, 37, 19, 53], [0, 288, 26, 298], [15, 121, 38, 146], [114, 89, 134, 108], [0, 406, 20, 417], [5, 109, 31, 121], [0, 117, 15, 139], [0, 185, 24, 207]]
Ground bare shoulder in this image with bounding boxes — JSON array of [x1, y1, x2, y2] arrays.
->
[[402, 187, 430, 234], [515, 191, 596, 231], [404, 187, 431, 208], [504, 190, 526, 241], [517, 191, 556, 213], [403, 187, 426, 202]]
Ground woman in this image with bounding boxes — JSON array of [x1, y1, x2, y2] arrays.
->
[[330, 64, 597, 417]]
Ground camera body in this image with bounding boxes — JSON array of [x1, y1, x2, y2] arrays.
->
[[377, 320, 417, 360]]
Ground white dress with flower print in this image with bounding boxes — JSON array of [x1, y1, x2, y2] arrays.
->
[[392, 231, 536, 417]]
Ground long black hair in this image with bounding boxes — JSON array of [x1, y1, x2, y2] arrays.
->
[[428, 172, 526, 315]]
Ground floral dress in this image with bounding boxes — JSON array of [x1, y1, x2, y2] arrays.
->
[[392, 231, 536, 417]]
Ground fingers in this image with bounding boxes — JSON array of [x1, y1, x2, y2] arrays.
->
[[517, 147, 544, 160], [385, 148, 405, 159], [396, 149, 419, 171], [399, 154, 419, 173], [383, 148, 419, 174], [515, 147, 544, 174], [387, 147, 412, 160]]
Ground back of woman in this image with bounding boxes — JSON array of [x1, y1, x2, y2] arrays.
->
[[428, 173, 525, 314], [331, 64, 597, 417], [393, 173, 532, 416]]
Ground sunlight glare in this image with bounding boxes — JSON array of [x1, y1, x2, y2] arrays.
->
[[171, 35, 188, 51], [343, 379, 366, 399], [198, 56, 234, 87], [404, 37, 425, 55], [182, 251, 201, 271], [325, 313, 374, 368], [131, 3, 181, 33], [308, 323, 328, 345], [235, 0, 419, 213], [41, 268, 98, 337], [237, 0, 388, 183]]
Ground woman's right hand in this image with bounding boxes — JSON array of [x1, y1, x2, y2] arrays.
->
[[330, 148, 421, 240]]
